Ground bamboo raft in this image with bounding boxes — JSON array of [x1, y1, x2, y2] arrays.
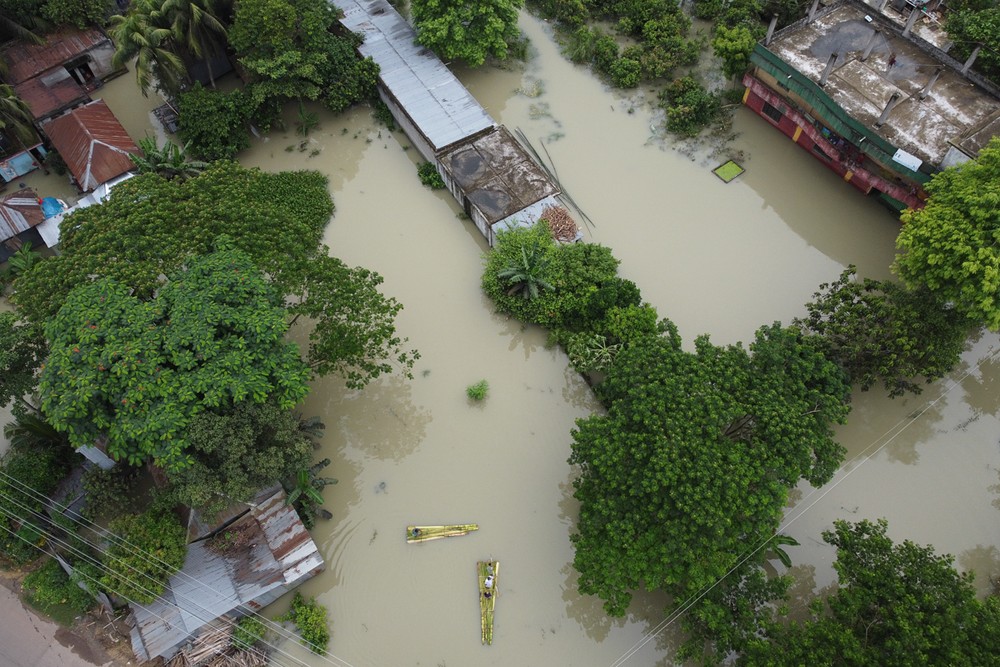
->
[[478, 560, 499, 645], [406, 524, 478, 543]]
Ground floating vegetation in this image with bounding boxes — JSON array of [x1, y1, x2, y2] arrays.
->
[[285, 145, 295, 152], [516, 76, 544, 98], [309, 149, 321, 158], [528, 102, 552, 120]]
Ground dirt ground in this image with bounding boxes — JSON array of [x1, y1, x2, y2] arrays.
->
[[0, 567, 159, 667]]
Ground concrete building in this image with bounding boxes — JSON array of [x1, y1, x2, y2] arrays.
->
[[744, 0, 1000, 211]]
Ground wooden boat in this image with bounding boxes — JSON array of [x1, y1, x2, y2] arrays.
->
[[405, 524, 478, 543], [478, 560, 499, 645]]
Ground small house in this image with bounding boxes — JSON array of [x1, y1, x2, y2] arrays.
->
[[43, 99, 139, 192], [0, 188, 46, 262], [129, 488, 324, 663]]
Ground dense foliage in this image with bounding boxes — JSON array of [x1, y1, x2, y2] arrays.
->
[[569, 322, 851, 615], [100, 510, 187, 604], [279, 591, 330, 654], [39, 246, 311, 469], [740, 520, 1000, 666], [945, 0, 1000, 86], [178, 85, 254, 161], [229, 0, 379, 112], [13, 162, 415, 389], [164, 401, 320, 514], [0, 312, 45, 415], [795, 267, 969, 396], [659, 76, 720, 137], [22, 558, 96, 615], [411, 0, 525, 67], [895, 136, 1000, 329]]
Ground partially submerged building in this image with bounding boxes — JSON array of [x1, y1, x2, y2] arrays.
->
[[0, 189, 45, 262], [744, 0, 1000, 211], [129, 488, 324, 663], [43, 99, 140, 192], [333, 0, 578, 244]]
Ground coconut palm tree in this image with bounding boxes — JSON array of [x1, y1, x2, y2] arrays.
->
[[109, 0, 188, 97], [161, 0, 229, 87], [497, 243, 554, 299], [0, 84, 38, 148], [0, 13, 45, 79], [130, 136, 208, 178]]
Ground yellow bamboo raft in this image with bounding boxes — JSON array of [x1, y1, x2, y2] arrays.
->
[[405, 524, 478, 543], [478, 560, 499, 645]]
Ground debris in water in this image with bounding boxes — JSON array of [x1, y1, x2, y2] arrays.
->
[[375, 481, 387, 494]]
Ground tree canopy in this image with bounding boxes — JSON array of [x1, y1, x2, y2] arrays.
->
[[895, 136, 1000, 329], [569, 322, 851, 615], [795, 267, 970, 397], [411, 0, 524, 67], [740, 519, 1000, 666], [0, 312, 45, 414], [13, 161, 415, 389], [39, 245, 310, 468]]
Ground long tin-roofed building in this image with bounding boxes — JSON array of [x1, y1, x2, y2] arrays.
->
[[743, 0, 1000, 211], [333, 0, 496, 161]]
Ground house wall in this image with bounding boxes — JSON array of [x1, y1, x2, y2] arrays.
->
[[379, 88, 435, 162]]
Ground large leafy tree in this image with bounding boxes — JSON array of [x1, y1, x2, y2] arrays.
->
[[13, 162, 416, 388], [795, 267, 970, 397], [164, 400, 321, 514], [895, 136, 1000, 329], [740, 519, 1000, 666], [945, 0, 1000, 86], [0, 313, 45, 415], [569, 322, 851, 615], [229, 0, 378, 112], [39, 245, 311, 468], [411, 0, 524, 67]]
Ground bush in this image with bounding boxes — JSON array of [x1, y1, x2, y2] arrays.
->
[[660, 76, 720, 137], [279, 592, 330, 654], [178, 85, 253, 161], [81, 465, 138, 520], [0, 443, 75, 565], [41, 0, 110, 28], [466, 379, 489, 401], [593, 34, 620, 73], [610, 57, 642, 87], [22, 558, 95, 616], [373, 100, 397, 130], [100, 511, 187, 604], [232, 615, 267, 650], [417, 162, 445, 189]]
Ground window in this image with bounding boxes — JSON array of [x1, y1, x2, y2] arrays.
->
[[762, 102, 783, 124], [812, 144, 831, 160]]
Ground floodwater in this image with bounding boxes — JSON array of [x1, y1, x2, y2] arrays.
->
[[53, 9, 1000, 667]]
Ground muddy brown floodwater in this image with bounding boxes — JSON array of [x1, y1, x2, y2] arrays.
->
[[47, 9, 1000, 667]]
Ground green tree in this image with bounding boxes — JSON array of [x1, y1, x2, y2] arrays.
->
[[101, 510, 187, 603], [0, 84, 38, 148], [130, 136, 208, 179], [40, 0, 111, 28], [39, 246, 311, 469], [160, 0, 228, 87], [165, 401, 321, 514], [740, 519, 1000, 666], [569, 322, 851, 615], [13, 162, 415, 388], [109, 0, 188, 96], [229, 0, 378, 112], [0, 313, 45, 415], [712, 24, 758, 80], [945, 2, 1000, 86], [895, 136, 1000, 329], [795, 267, 970, 397], [177, 85, 253, 160], [411, 0, 524, 67]]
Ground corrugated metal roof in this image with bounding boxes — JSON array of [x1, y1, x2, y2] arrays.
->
[[44, 100, 139, 192], [130, 489, 323, 661], [333, 0, 495, 153], [0, 188, 44, 243], [1, 27, 110, 85], [14, 71, 88, 121]]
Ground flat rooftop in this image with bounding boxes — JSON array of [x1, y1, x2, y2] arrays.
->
[[768, 2, 1000, 164]]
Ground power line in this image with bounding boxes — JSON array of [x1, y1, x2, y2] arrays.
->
[[0, 476, 351, 667], [606, 342, 1000, 666]]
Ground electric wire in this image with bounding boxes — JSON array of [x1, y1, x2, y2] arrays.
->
[[0, 476, 353, 667], [0, 468, 357, 667], [605, 342, 1000, 666]]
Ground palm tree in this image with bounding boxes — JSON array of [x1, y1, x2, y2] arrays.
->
[[0, 14, 45, 79], [3, 412, 68, 453], [161, 0, 229, 87], [130, 136, 208, 178], [108, 0, 188, 97], [0, 84, 38, 148], [497, 243, 554, 299]]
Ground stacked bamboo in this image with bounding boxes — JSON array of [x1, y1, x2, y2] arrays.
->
[[478, 560, 499, 645], [541, 205, 578, 242]]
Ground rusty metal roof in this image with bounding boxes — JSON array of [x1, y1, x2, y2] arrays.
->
[[130, 489, 324, 662], [44, 99, 139, 192], [1, 27, 110, 85], [333, 0, 496, 154], [14, 71, 88, 121], [0, 188, 44, 243]]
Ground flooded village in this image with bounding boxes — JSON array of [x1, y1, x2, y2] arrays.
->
[[2, 0, 1000, 666]]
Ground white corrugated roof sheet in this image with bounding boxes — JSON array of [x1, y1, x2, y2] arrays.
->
[[333, 0, 495, 152]]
